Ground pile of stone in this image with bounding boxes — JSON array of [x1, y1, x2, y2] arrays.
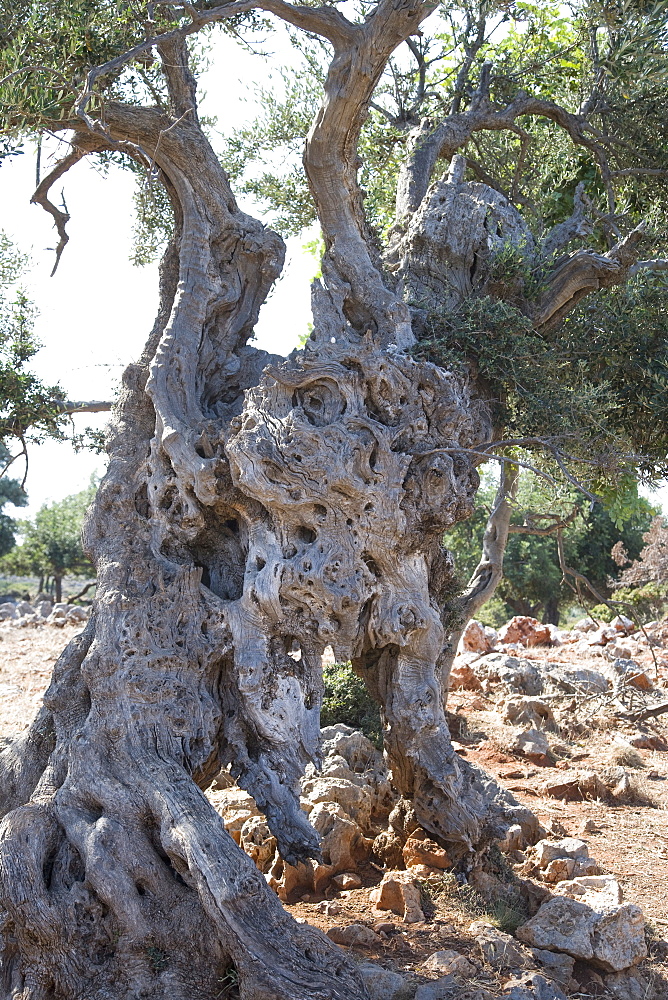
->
[[208, 724, 396, 900], [206, 722, 654, 1000], [0, 599, 90, 627], [458, 612, 668, 668]]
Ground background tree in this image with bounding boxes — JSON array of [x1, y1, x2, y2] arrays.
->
[[446, 471, 654, 624], [0, 480, 97, 601], [0, 2, 667, 998]]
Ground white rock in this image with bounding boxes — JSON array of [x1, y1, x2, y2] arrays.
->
[[512, 728, 550, 760], [552, 875, 623, 907], [357, 962, 406, 1000], [534, 838, 589, 868], [422, 950, 476, 976], [473, 925, 529, 969], [516, 895, 646, 972]]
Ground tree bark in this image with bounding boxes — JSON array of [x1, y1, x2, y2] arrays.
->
[[6, 1, 651, 990]]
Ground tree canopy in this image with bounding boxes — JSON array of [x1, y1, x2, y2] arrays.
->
[[0, 479, 96, 600]]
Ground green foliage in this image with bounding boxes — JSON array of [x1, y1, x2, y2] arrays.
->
[[321, 661, 382, 747], [1, 478, 98, 585], [446, 470, 654, 623], [415, 269, 668, 483], [0, 232, 66, 472], [590, 582, 668, 622], [0, 450, 27, 556]]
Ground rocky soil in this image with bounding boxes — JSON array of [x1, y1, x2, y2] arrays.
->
[[2, 611, 668, 999]]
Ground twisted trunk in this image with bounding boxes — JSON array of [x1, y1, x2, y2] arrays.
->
[[6, 7, 645, 992]]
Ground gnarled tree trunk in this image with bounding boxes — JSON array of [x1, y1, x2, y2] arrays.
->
[[0, 3, 654, 996]]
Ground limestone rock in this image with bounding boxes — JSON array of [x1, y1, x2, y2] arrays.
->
[[239, 816, 277, 873], [208, 786, 261, 834], [449, 656, 483, 691], [498, 617, 553, 648], [542, 772, 608, 802], [552, 875, 623, 907], [603, 969, 652, 1000], [357, 962, 407, 1000], [0, 602, 17, 620], [516, 895, 646, 972], [587, 625, 618, 646], [304, 724, 395, 829], [498, 823, 526, 853], [459, 619, 493, 653], [610, 615, 634, 634], [473, 925, 529, 970], [542, 858, 576, 883], [372, 830, 404, 868], [370, 871, 425, 923], [326, 923, 382, 949], [503, 697, 556, 730], [548, 665, 608, 695], [66, 605, 89, 623], [332, 872, 362, 890], [481, 655, 544, 696], [422, 949, 476, 976], [534, 838, 589, 867], [309, 801, 369, 871], [414, 977, 456, 1000], [530, 948, 574, 987], [403, 831, 450, 871], [512, 728, 551, 762], [503, 972, 568, 1000]]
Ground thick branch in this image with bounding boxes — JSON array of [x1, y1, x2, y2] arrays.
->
[[303, 0, 437, 345], [460, 461, 519, 619], [56, 400, 113, 414], [396, 92, 616, 221], [541, 181, 593, 258], [533, 225, 645, 331]]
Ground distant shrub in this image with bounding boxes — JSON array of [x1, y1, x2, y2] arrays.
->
[[321, 662, 383, 748], [590, 581, 668, 624]]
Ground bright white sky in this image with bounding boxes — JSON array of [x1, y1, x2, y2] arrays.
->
[[1, 18, 666, 519]]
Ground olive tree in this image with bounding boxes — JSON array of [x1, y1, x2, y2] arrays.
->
[[0, 2, 667, 998]]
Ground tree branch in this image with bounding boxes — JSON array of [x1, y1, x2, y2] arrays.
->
[[541, 181, 594, 258], [303, 0, 437, 346], [533, 225, 646, 331], [508, 507, 578, 536], [395, 89, 618, 221], [629, 258, 668, 276], [55, 400, 113, 414], [30, 146, 87, 275], [460, 461, 519, 619]]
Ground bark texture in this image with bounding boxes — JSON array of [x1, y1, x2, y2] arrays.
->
[[3, 1, 651, 993]]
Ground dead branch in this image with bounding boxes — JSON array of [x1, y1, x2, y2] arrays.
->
[[30, 146, 86, 275], [617, 701, 668, 722], [508, 507, 579, 536]]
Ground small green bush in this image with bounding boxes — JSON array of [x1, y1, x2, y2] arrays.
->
[[590, 581, 668, 624], [321, 662, 383, 748]]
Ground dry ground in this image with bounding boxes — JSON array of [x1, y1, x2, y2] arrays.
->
[[2, 622, 668, 997]]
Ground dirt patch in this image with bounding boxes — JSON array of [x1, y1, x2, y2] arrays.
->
[[0, 622, 83, 738]]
